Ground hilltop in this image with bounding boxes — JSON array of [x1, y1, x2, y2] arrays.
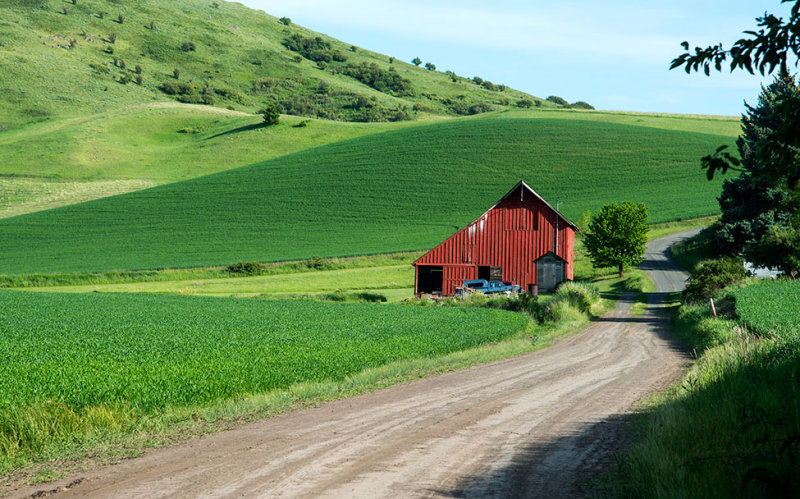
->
[[0, 0, 554, 132]]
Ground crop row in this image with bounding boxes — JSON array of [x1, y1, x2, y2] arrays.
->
[[0, 118, 731, 275], [733, 279, 800, 336], [0, 291, 527, 412]]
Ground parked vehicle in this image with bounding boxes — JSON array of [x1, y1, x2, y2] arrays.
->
[[458, 279, 521, 296]]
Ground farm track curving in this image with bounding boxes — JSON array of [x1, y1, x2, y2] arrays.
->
[[13, 230, 699, 498]]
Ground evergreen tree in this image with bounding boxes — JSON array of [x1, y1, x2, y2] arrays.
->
[[714, 74, 797, 254]]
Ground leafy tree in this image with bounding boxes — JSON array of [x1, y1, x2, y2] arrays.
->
[[571, 101, 595, 110], [181, 41, 196, 52], [583, 202, 649, 277], [671, 1, 800, 76], [670, 1, 800, 274], [411, 57, 422, 66], [424, 62, 436, 71], [259, 103, 280, 125], [516, 98, 533, 108], [283, 34, 346, 63], [747, 226, 800, 277], [546, 95, 569, 106], [279, 17, 291, 26], [472, 76, 483, 85]]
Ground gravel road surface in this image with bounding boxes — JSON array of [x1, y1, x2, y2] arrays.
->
[[13, 230, 699, 498]]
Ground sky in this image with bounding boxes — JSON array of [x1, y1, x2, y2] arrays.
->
[[238, 0, 796, 116]]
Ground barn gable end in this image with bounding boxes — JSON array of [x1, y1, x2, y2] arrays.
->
[[413, 181, 577, 296]]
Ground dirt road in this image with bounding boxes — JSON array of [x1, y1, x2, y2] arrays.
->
[[15, 231, 698, 498]]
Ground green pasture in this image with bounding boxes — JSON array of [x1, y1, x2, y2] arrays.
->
[[0, 118, 733, 275], [27, 265, 415, 300], [0, 104, 420, 184], [0, 0, 540, 132]]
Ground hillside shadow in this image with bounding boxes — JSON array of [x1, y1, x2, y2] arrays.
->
[[205, 122, 264, 140], [426, 413, 635, 498]]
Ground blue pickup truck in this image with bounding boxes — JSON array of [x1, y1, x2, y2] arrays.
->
[[459, 279, 521, 296]]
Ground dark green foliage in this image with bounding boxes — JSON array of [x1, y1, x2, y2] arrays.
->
[[116, 14, 124, 24], [293, 119, 310, 128], [584, 201, 649, 277], [134, 64, 142, 74], [97, 11, 104, 19], [472, 76, 483, 85], [481, 80, 499, 91], [546, 95, 569, 106], [683, 257, 748, 303], [571, 101, 594, 110], [349, 45, 357, 52], [103, 45, 113, 54], [172, 68, 180, 79], [516, 98, 533, 108], [213, 87, 244, 104], [424, 62, 436, 71], [0, 119, 731, 274], [282, 34, 346, 63], [411, 57, 421, 66], [259, 102, 280, 125], [107, 33, 116, 44], [160, 81, 195, 95], [181, 41, 196, 52], [333, 63, 413, 96], [388, 57, 394, 64], [715, 176, 792, 254], [671, 1, 800, 76], [746, 227, 800, 278], [279, 16, 291, 26], [119, 72, 132, 85], [89, 62, 109, 74], [711, 76, 797, 262], [535, 100, 542, 107], [226, 261, 264, 275]]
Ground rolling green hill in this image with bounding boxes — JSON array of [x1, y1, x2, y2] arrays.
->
[[0, 0, 546, 132], [0, 117, 733, 275]]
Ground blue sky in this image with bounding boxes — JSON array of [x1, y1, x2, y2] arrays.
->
[[239, 0, 794, 116]]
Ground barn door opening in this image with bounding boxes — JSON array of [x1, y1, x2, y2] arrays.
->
[[478, 266, 502, 281], [417, 266, 443, 295]]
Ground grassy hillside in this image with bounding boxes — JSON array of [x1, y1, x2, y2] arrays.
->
[[0, 0, 547, 132], [0, 117, 733, 275], [0, 103, 738, 218]]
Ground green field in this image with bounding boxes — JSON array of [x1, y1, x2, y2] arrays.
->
[[0, 118, 732, 275], [0, 289, 525, 412], [734, 279, 800, 336]]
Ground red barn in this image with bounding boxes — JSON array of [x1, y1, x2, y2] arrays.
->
[[413, 181, 578, 296]]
